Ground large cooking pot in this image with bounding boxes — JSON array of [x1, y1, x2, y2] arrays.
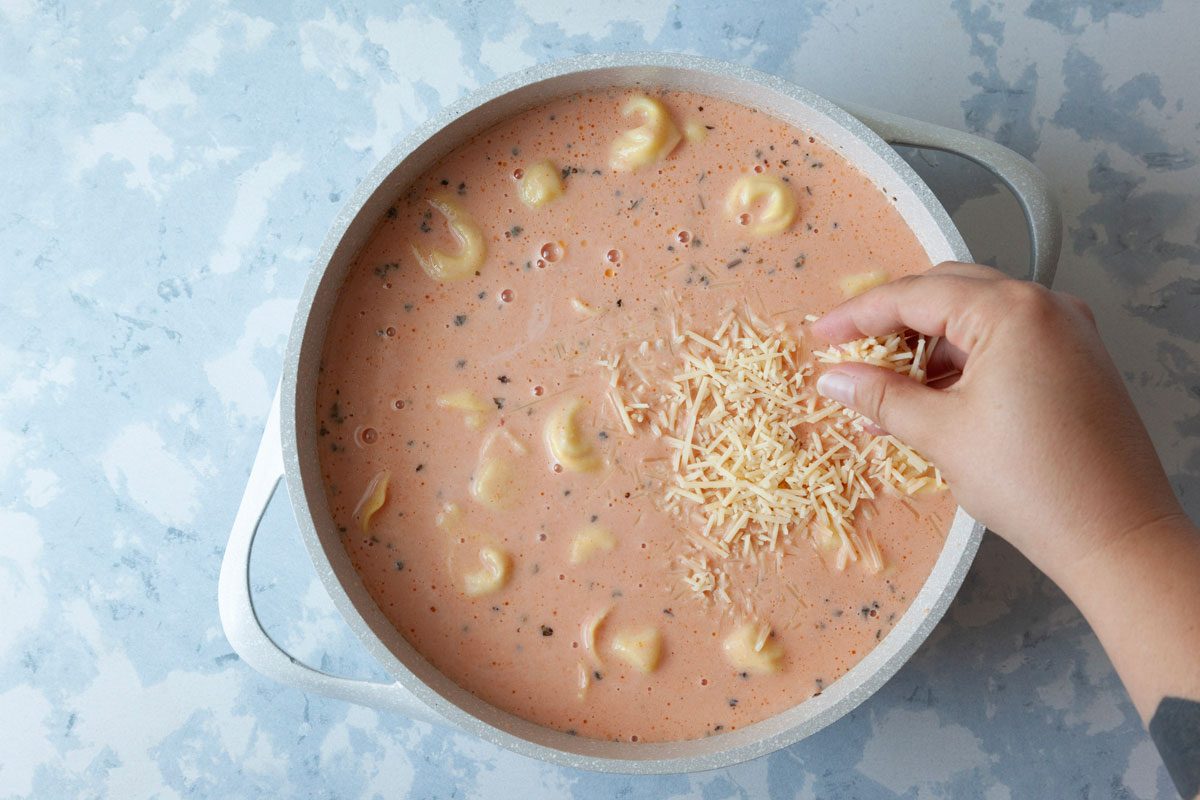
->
[[218, 53, 1061, 774]]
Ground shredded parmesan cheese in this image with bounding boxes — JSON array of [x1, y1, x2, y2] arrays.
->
[[605, 308, 945, 605]]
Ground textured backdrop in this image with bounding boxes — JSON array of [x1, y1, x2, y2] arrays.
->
[[2, 1, 1197, 797]]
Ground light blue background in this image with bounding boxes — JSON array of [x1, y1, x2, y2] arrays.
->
[[2, 1, 1197, 797]]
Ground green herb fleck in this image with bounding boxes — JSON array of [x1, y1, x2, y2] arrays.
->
[[374, 262, 401, 279]]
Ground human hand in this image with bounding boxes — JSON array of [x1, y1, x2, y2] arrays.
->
[[811, 262, 1187, 582]]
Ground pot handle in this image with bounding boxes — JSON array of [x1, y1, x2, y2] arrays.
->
[[841, 102, 1062, 288], [217, 388, 444, 724]]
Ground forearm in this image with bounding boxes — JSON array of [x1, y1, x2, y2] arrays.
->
[[1052, 515, 1200, 798]]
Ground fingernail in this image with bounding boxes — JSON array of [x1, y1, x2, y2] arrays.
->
[[816, 371, 856, 405]]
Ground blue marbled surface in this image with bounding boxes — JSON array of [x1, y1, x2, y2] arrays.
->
[[2, 1, 1198, 797]]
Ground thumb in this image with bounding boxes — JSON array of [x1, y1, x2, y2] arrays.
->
[[815, 363, 949, 449]]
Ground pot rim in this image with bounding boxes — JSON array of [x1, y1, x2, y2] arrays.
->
[[278, 51, 981, 774]]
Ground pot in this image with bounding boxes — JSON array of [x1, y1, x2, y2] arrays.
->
[[218, 52, 1061, 774]]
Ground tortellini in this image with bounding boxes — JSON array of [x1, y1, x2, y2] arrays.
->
[[411, 195, 486, 281], [683, 120, 708, 144], [544, 398, 601, 472], [352, 470, 390, 533], [569, 523, 615, 564], [840, 269, 889, 298], [609, 94, 682, 172], [580, 606, 610, 666], [725, 174, 798, 237], [462, 545, 511, 597], [610, 627, 663, 674], [437, 389, 489, 431], [435, 502, 463, 532], [471, 457, 516, 510], [723, 622, 784, 674], [517, 160, 564, 208], [576, 660, 591, 700], [569, 297, 601, 317]]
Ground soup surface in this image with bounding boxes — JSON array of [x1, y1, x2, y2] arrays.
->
[[315, 88, 954, 742]]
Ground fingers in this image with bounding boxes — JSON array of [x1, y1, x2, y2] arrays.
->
[[811, 273, 983, 344], [925, 338, 967, 380], [927, 261, 1007, 280], [811, 263, 1009, 350], [815, 362, 953, 448]]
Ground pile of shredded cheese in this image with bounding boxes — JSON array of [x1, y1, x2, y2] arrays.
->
[[606, 307, 945, 606]]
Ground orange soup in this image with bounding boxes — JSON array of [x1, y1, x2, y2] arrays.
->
[[315, 88, 953, 742]]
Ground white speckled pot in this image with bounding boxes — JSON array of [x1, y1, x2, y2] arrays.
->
[[218, 53, 1061, 774]]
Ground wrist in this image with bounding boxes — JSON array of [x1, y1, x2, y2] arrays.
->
[[1047, 511, 1200, 720], [1037, 505, 1193, 593]]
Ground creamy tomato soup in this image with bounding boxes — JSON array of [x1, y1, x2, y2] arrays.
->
[[316, 88, 954, 742]]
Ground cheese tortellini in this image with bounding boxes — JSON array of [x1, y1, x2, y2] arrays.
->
[[435, 502, 463, 532], [609, 94, 682, 172], [580, 606, 611, 666], [411, 195, 486, 281], [471, 457, 516, 510], [683, 120, 708, 144], [840, 269, 889, 298], [437, 388, 489, 431], [723, 622, 784, 674], [462, 545, 512, 597], [544, 398, 601, 472], [517, 160, 564, 208], [725, 174, 798, 237], [569, 523, 615, 564], [352, 470, 390, 533], [610, 627, 663, 674]]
